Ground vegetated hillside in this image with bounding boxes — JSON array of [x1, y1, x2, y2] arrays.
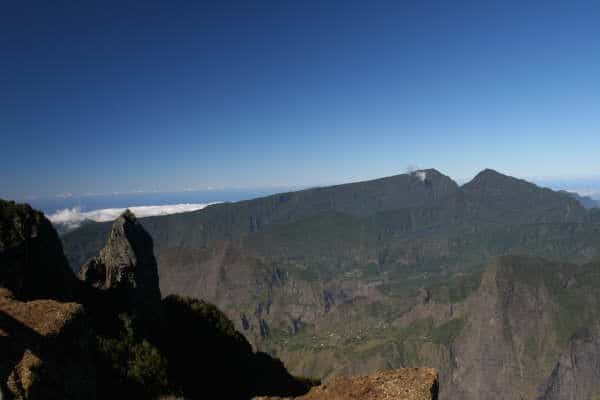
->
[[61, 169, 600, 400], [62, 169, 462, 269], [264, 255, 600, 399], [0, 199, 316, 399], [63, 168, 593, 275], [462, 169, 588, 223]]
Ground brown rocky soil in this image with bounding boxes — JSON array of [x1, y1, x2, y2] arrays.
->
[[254, 368, 438, 400], [0, 288, 83, 337], [0, 288, 97, 399]]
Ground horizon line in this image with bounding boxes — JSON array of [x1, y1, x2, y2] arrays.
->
[[8, 168, 600, 202]]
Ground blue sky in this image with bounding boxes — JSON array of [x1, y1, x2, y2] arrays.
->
[[1, 0, 599, 200]]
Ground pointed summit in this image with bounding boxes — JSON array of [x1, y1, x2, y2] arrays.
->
[[463, 169, 587, 223], [463, 168, 527, 189], [119, 208, 136, 222], [79, 210, 161, 317]]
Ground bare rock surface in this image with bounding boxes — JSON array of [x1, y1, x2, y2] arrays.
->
[[537, 325, 600, 400], [254, 368, 438, 400], [79, 209, 162, 317]]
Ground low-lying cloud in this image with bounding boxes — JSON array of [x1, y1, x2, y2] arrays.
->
[[414, 170, 427, 182], [48, 203, 214, 231]]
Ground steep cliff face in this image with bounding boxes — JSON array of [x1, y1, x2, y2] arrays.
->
[[0, 200, 79, 301], [218, 255, 600, 400], [79, 209, 162, 319], [537, 326, 600, 400], [446, 256, 568, 399]]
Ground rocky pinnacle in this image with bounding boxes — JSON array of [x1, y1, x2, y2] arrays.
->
[[79, 210, 162, 318]]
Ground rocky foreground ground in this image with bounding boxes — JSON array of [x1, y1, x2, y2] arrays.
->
[[254, 368, 439, 400], [0, 288, 96, 398]]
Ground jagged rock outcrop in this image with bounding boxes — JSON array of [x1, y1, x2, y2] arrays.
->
[[79, 209, 162, 319], [254, 368, 439, 400], [0, 288, 96, 399], [537, 325, 600, 400], [0, 200, 79, 301]]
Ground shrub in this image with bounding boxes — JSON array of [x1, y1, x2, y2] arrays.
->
[[94, 313, 169, 398]]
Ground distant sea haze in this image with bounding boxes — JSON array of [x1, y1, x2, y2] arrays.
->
[[30, 187, 297, 231]]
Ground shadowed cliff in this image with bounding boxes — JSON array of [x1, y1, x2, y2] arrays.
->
[[0, 200, 317, 399]]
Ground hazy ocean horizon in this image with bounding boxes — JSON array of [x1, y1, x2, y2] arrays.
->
[[27, 187, 301, 216]]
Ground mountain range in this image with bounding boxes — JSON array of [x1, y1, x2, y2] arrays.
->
[[61, 168, 600, 400]]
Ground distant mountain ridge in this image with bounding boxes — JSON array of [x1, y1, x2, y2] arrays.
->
[[60, 168, 600, 400], [62, 168, 590, 269], [463, 169, 588, 223]]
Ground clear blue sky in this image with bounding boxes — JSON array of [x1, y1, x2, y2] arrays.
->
[[1, 0, 599, 200]]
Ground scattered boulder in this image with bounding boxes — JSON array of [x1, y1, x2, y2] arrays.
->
[[7, 350, 43, 399]]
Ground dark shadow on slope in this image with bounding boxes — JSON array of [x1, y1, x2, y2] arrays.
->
[[161, 295, 316, 399], [0, 309, 46, 398]]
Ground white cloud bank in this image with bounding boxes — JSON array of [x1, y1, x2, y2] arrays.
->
[[48, 203, 214, 231]]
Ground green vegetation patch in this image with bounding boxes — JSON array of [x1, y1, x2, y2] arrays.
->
[[94, 313, 169, 398]]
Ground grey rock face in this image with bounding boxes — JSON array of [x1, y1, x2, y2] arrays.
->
[[79, 210, 161, 316], [537, 326, 600, 400], [447, 257, 563, 400]]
